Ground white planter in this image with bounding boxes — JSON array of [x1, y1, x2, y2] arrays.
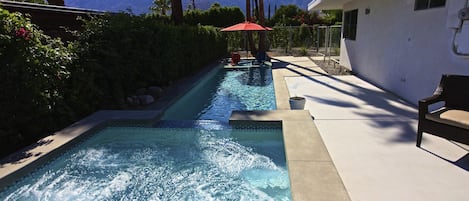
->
[[289, 97, 306, 110]]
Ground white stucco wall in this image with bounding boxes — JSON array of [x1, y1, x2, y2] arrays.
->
[[339, 0, 469, 105]]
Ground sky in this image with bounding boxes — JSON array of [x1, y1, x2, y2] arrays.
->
[[63, 0, 312, 15]]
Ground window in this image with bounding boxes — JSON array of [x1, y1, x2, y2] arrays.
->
[[415, 0, 446, 10], [343, 9, 358, 40]]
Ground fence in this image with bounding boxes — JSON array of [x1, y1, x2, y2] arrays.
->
[[225, 24, 342, 62]]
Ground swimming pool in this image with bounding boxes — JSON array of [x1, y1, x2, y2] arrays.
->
[[0, 63, 292, 200], [0, 121, 291, 200], [161, 66, 276, 121]]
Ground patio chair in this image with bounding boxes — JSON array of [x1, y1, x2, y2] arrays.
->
[[231, 52, 241, 65], [416, 74, 469, 147]]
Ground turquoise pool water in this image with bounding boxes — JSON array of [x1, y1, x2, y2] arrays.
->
[[161, 66, 276, 121], [0, 121, 291, 200]]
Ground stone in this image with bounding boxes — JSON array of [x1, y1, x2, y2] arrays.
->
[[148, 86, 163, 99], [138, 95, 154, 105], [126, 96, 139, 106], [136, 88, 147, 95]]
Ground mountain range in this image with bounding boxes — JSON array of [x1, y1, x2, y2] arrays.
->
[[64, 0, 311, 15]]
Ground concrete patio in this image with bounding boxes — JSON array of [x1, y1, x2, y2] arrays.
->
[[273, 56, 469, 201]]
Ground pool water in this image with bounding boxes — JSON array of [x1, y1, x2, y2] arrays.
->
[[0, 64, 291, 200], [161, 67, 276, 121], [0, 122, 291, 200]]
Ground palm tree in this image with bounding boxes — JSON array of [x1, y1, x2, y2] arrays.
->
[[171, 0, 183, 25], [191, 0, 196, 10], [246, 0, 257, 55], [246, 0, 251, 21], [151, 0, 170, 16], [258, 0, 266, 52], [253, 0, 259, 20]]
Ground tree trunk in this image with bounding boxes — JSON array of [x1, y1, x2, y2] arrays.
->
[[258, 0, 266, 53], [268, 4, 271, 21], [191, 0, 196, 10], [246, 0, 257, 56], [171, 0, 183, 25], [254, 0, 259, 21]]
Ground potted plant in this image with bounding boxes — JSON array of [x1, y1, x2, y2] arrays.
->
[[289, 96, 306, 110]]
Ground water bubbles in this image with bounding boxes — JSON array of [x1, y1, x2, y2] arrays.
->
[[1, 126, 290, 200]]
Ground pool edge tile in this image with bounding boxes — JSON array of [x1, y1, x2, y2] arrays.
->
[[0, 110, 162, 190]]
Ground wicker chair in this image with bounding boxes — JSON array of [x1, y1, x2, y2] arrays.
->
[[416, 74, 469, 147]]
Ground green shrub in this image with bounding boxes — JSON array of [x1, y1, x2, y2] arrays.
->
[[299, 47, 308, 56], [0, 10, 227, 158], [71, 13, 227, 109], [295, 24, 313, 47], [0, 8, 75, 157], [184, 5, 244, 27]]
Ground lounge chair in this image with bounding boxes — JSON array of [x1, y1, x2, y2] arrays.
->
[[416, 74, 469, 147]]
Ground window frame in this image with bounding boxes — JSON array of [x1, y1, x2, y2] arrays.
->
[[414, 0, 446, 11], [343, 9, 358, 41]]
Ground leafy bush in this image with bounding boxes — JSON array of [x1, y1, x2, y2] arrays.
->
[[294, 24, 313, 47], [71, 13, 227, 109], [0, 8, 75, 157], [0, 10, 227, 158], [184, 4, 244, 27]]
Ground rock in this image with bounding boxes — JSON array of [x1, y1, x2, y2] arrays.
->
[[138, 95, 154, 105], [126, 96, 139, 106], [148, 86, 163, 99], [126, 96, 133, 103], [136, 88, 147, 95]]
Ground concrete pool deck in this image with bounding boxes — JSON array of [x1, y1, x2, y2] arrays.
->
[[271, 56, 469, 201]]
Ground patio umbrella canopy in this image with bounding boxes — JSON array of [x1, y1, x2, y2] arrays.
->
[[221, 21, 272, 32], [221, 21, 272, 61]]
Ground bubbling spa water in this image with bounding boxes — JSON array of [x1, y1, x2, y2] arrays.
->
[[1, 126, 291, 200]]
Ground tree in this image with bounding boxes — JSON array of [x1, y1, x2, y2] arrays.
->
[[171, 0, 183, 25], [268, 4, 271, 21], [184, 3, 244, 27], [246, 0, 251, 21], [322, 10, 343, 25], [210, 2, 221, 9], [191, 0, 196, 10], [151, 0, 171, 16], [253, 0, 259, 21], [246, 0, 256, 55], [258, 0, 266, 52], [270, 4, 301, 26]]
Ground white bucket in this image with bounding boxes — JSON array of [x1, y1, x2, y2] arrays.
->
[[289, 97, 306, 110]]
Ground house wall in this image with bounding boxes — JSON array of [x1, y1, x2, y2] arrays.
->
[[339, 0, 469, 105]]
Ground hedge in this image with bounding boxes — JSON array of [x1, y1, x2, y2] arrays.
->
[[0, 9, 227, 158]]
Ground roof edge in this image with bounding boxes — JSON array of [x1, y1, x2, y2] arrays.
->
[[0, 0, 107, 15]]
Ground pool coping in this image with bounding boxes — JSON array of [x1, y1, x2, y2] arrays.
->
[[0, 59, 350, 201], [0, 110, 163, 189]]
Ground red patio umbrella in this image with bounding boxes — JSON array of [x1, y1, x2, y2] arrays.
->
[[221, 21, 272, 32], [221, 21, 272, 60]]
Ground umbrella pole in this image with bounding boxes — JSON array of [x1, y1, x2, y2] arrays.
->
[[245, 32, 248, 59]]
